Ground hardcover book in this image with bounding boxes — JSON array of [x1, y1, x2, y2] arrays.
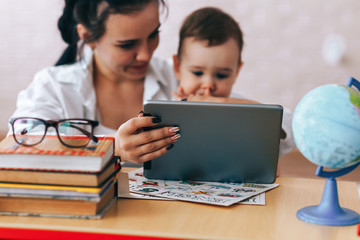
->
[[0, 175, 117, 200], [0, 135, 115, 171], [0, 198, 116, 219], [0, 180, 116, 218], [0, 156, 121, 187]]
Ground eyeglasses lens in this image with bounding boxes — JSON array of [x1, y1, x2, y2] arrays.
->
[[13, 118, 46, 146], [58, 120, 92, 147]]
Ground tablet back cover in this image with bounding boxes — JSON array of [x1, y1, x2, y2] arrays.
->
[[143, 100, 283, 183]]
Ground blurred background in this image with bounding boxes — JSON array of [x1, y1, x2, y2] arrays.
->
[[0, 0, 360, 139]]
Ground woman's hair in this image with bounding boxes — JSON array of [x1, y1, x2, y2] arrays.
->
[[55, 0, 166, 66], [177, 7, 244, 65]]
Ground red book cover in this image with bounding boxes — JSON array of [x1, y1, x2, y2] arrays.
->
[[0, 135, 115, 172]]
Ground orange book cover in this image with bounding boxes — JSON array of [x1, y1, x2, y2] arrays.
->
[[0, 135, 115, 172]]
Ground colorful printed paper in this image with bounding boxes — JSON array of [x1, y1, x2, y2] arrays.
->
[[120, 168, 277, 207]]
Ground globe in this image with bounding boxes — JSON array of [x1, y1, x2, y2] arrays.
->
[[292, 83, 360, 169]]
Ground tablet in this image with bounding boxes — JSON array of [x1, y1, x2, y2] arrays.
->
[[143, 100, 283, 184]]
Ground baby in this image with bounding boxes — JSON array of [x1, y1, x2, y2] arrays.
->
[[172, 7, 256, 104], [172, 7, 293, 147]]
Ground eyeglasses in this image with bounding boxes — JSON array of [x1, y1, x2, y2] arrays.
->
[[9, 117, 99, 148]]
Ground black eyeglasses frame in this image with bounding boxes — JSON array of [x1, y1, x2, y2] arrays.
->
[[9, 117, 99, 148]]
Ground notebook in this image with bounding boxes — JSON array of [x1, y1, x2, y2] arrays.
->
[[143, 100, 283, 184]]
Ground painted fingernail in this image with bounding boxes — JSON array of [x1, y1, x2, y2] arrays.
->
[[152, 117, 161, 123], [169, 127, 180, 134], [166, 143, 174, 150], [171, 134, 181, 142], [138, 110, 144, 115], [181, 98, 187, 101], [143, 112, 152, 117], [280, 128, 287, 139]]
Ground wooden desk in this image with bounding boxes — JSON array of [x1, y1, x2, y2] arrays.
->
[[0, 173, 359, 240]]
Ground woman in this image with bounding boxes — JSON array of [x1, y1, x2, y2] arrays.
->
[[10, 0, 294, 164], [11, 0, 180, 164]]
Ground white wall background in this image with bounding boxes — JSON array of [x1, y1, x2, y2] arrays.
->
[[1, 0, 360, 137]]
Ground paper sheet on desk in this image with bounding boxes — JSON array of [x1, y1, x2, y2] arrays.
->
[[119, 186, 265, 205], [119, 168, 275, 207]]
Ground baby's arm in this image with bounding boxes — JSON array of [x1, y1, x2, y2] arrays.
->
[[172, 91, 259, 104]]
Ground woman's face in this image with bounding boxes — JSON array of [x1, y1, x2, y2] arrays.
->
[[92, 1, 160, 82]]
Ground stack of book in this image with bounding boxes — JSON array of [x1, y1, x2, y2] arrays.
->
[[0, 135, 119, 219]]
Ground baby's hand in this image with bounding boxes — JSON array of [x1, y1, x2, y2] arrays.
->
[[186, 95, 227, 103], [172, 86, 195, 101], [171, 91, 186, 101], [173, 90, 227, 103]]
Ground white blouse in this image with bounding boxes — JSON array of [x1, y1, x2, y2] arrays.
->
[[10, 49, 295, 156]]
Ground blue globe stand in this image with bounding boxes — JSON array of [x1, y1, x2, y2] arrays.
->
[[297, 163, 360, 226], [297, 77, 360, 226]]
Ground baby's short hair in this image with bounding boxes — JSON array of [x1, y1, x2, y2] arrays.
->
[[177, 7, 244, 65]]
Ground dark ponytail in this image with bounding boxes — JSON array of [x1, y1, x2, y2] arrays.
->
[[55, 0, 80, 66], [55, 0, 167, 66]]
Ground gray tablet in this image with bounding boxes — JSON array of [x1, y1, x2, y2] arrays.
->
[[143, 100, 283, 184]]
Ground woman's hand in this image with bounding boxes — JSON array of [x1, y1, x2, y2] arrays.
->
[[112, 112, 180, 164]]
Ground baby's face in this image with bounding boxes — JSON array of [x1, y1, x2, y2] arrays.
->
[[173, 37, 242, 97]]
